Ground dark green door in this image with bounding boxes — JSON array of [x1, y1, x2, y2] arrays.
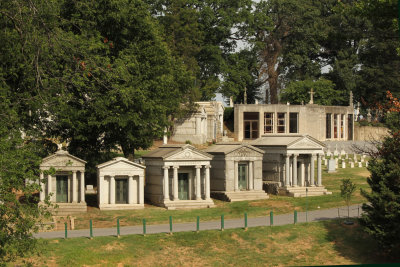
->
[[238, 164, 248, 190], [115, 179, 128, 204], [178, 173, 189, 200], [56, 176, 68, 203]]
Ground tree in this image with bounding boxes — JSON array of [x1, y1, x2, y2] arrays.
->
[[340, 178, 356, 220], [360, 91, 400, 255]]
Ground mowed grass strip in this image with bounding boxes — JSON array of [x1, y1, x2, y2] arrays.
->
[[20, 220, 391, 266], [70, 167, 371, 230]]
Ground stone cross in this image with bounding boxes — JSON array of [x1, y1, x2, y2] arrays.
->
[[309, 88, 314, 104]]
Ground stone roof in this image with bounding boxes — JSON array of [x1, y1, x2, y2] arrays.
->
[[204, 143, 264, 155], [251, 134, 326, 148], [41, 150, 86, 166], [142, 144, 212, 160], [96, 157, 145, 169]]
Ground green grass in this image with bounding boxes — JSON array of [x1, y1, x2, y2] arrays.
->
[[18, 220, 393, 266], [71, 166, 371, 230]]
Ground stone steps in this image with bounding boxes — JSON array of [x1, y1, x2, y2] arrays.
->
[[164, 200, 215, 210], [222, 191, 269, 202], [48, 203, 87, 216], [282, 186, 332, 198]]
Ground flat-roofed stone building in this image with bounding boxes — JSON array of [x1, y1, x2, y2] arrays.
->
[[39, 150, 87, 215], [142, 144, 214, 209], [204, 143, 269, 202], [97, 157, 145, 210], [234, 102, 354, 142], [251, 135, 331, 197]]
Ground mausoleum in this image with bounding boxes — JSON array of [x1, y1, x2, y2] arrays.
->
[[142, 144, 214, 209], [251, 135, 331, 197], [39, 150, 87, 215], [97, 157, 145, 210], [205, 143, 269, 201]]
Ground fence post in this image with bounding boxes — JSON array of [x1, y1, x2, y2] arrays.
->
[[270, 211, 273, 226], [64, 222, 68, 239], [244, 213, 248, 230], [294, 210, 297, 224], [221, 214, 224, 231], [117, 218, 120, 238], [143, 219, 146, 236], [89, 219, 93, 239], [196, 216, 200, 233], [169, 216, 173, 234]]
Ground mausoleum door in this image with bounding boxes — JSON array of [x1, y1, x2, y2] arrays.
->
[[115, 179, 128, 204], [56, 175, 68, 203], [238, 164, 248, 190], [178, 173, 189, 200]]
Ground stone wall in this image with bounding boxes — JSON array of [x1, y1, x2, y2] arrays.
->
[[354, 125, 389, 141]]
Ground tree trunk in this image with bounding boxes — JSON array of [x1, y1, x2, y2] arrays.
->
[[121, 142, 135, 162], [262, 39, 281, 104]]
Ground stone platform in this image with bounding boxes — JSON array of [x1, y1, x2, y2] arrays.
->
[[98, 204, 144, 210], [280, 186, 332, 197], [163, 199, 215, 210], [45, 202, 87, 216], [211, 190, 269, 202]]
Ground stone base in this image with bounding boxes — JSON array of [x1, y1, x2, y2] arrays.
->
[[98, 203, 144, 210], [281, 186, 332, 197], [211, 190, 269, 202], [161, 199, 215, 210], [42, 202, 87, 216]]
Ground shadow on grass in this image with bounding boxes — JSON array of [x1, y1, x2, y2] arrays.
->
[[322, 219, 397, 264]]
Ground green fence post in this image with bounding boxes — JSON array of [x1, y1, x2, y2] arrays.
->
[[294, 210, 298, 224], [64, 222, 68, 239], [89, 219, 93, 239], [143, 219, 146, 236], [196, 216, 200, 233], [221, 214, 224, 231], [169, 216, 173, 234], [270, 211, 273, 226], [117, 218, 120, 238], [244, 213, 248, 230]]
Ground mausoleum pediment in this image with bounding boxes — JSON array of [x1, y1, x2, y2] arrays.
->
[[166, 148, 212, 161], [288, 137, 324, 150], [97, 157, 145, 170], [41, 150, 86, 168]]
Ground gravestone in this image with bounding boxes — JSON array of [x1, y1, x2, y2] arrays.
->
[[345, 153, 349, 160], [334, 145, 339, 156], [353, 154, 358, 162], [324, 159, 327, 166], [86, 185, 96, 194], [350, 161, 354, 168], [327, 159, 336, 173], [341, 161, 346, 169], [358, 162, 362, 168]]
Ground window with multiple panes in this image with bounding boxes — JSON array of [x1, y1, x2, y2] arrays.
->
[[243, 112, 259, 139], [264, 113, 274, 133], [348, 114, 353, 140], [334, 114, 338, 138], [289, 113, 298, 133], [277, 113, 286, 133], [326, 113, 332, 139], [340, 114, 344, 138]]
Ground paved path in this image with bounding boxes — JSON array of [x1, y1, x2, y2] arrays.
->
[[34, 204, 363, 239]]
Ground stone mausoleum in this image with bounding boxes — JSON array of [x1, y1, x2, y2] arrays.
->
[[142, 144, 215, 209], [251, 135, 331, 197], [39, 150, 87, 215], [97, 157, 145, 210], [205, 143, 269, 202]]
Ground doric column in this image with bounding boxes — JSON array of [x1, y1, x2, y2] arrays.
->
[[173, 166, 179, 201], [234, 161, 239, 191], [80, 171, 85, 203], [249, 161, 254, 190], [317, 154, 322, 186], [128, 176, 134, 204], [300, 162, 305, 186], [47, 174, 52, 201], [195, 165, 201, 200], [139, 175, 144, 204], [39, 172, 45, 202], [285, 154, 290, 186], [292, 154, 298, 187], [109, 175, 115, 204], [310, 154, 315, 186], [205, 165, 211, 200], [72, 171, 77, 203], [163, 166, 170, 201]]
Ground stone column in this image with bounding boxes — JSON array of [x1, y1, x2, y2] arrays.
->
[[80, 171, 85, 203], [310, 154, 315, 186], [292, 154, 298, 187], [109, 176, 115, 204], [285, 154, 290, 186], [139, 175, 144, 204], [205, 165, 211, 200], [72, 171, 77, 203], [128, 176, 134, 204], [300, 162, 305, 187], [173, 166, 179, 201], [47, 174, 52, 201], [39, 172, 45, 202], [195, 117, 201, 135], [249, 161, 254, 190], [163, 166, 170, 201], [195, 165, 201, 200], [234, 161, 239, 191], [317, 154, 322, 186]]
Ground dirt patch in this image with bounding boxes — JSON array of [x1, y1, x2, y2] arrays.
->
[[357, 169, 371, 177], [101, 241, 126, 251], [249, 199, 293, 210]]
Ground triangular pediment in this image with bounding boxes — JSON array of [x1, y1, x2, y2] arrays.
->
[[288, 137, 324, 149], [97, 157, 145, 170], [166, 148, 212, 161], [41, 151, 86, 168], [229, 145, 264, 157]]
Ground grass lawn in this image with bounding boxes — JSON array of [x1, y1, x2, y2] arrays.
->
[[65, 166, 370, 230], [19, 220, 393, 266]]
